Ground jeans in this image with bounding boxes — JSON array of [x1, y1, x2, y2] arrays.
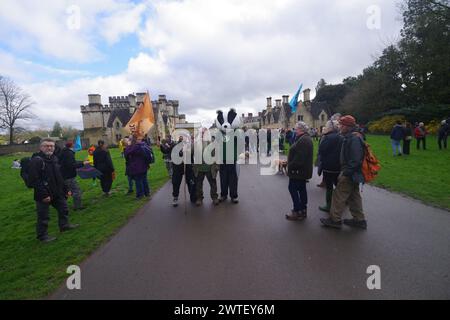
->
[[35, 197, 70, 240], [134, 172, 150, 198], [391, 139, 402, 155], [127, 175, 134, 192], [288, 178, 308, 212]]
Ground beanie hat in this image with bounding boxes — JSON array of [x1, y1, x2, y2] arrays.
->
[[339, 115, 356, 127]]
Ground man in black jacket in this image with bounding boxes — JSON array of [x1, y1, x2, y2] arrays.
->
[[320, 115, 367, 230], [285, 121, 313, 221], [29, 139, 79, 243], [318, 120, 343, 213], [59, 141, 89, 210]]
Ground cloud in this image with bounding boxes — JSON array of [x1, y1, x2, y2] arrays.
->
[[0, 0, 147, 62], [1, 0, 403, 130]]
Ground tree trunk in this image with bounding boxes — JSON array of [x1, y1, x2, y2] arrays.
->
[[9, 127, 14, 145]]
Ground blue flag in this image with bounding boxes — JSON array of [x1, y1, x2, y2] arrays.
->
[[289, 84, 303, 113], [74, 135, 82, 151]]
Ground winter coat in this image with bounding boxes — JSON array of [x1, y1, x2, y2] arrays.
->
[[58, 147, 84, 179], [93, 147, 115, 174], [28, 151, 68, 202], [318, 131, 343, 173], [287, 133, 313, 180], [124, 143, 149, 176], [414, 126, 427, 138], [390, 124, 405, 141], [340, 130, 365, 184]]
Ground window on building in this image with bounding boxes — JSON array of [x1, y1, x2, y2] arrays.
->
[[298, 115, 304, 121], [116, 122, 120, 129], [321, 114, 325, 121]]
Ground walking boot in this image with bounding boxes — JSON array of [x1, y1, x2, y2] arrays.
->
[[320, 217, 342, 229], [286, 210, 306, 221], [319, 189, 332, 213], [344, 218, 367, 230]]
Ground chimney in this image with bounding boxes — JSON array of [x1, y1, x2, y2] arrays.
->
[[276, 99, 281, 108], [266, 97, 272, 111], [88, 94, 101, 105], [303, 89, 311, 102], [282, 95, 289, 104], [242, 113, 245, 119], [249, 113, 253, 118]]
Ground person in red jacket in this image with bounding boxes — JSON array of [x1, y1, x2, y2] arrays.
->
[[414, 122, 427, 150]]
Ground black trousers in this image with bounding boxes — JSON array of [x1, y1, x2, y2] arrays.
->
[[172, 164, 196, 202], [35, 197, 70, 240], [438, 135, 448, 149], [219, 164, 238, 199], [403, 139, 411, 155], [416, 137, 426, 150], [100, 173, 113, 193], [323, 171, 339, 192]]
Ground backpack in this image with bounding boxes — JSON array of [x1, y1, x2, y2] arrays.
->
[[140, 143, 155, 165], [360, 141, 381, 183], [20, 155, 44, 188]]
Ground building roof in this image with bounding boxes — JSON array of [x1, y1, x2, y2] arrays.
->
[[107, 108, 133, 128], [310, 101, 332, 119]]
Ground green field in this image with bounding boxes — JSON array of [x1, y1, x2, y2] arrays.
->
[[0, 147, 169, 300], [0, 134, 449, 299], [362, 134, 450, 210]]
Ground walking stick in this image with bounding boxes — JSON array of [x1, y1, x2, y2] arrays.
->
[[183, 144, 187, 215]]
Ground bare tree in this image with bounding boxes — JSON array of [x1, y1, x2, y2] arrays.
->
[[0, 76, 35, 144]]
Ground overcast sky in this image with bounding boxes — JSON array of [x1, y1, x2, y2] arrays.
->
[[0, 0, 403, 130]]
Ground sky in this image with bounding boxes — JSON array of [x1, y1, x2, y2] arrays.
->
[[0, 0, 404, 130]]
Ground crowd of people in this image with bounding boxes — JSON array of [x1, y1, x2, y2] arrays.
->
[[26, 134, 154, 242], [390, 119, 449, 156], [285, 113, 368, 230], [23, 115, 448, 242]]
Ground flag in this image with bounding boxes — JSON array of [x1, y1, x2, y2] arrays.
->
[[125, 92, 155, 138], [289, 84, 303, 113], [74, 135, 82, 151]]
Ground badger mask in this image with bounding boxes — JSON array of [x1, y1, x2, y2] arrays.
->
[[215, 108, 242, 135]]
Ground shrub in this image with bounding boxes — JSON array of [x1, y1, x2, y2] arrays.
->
[[368, 116, 406, 134]]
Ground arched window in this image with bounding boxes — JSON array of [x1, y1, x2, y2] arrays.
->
[[321, 114, 325, 121], [116, 122, 120, 129]]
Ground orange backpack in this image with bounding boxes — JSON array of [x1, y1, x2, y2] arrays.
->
[[361, 141, 381, 183]]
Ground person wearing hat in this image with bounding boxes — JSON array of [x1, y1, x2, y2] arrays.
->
[[320, 115, 367, 229], [58, 141, 90, 210]]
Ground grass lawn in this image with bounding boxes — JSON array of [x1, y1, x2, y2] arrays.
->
[[363, 134, 449, 210], [0, 147, 169, 300]]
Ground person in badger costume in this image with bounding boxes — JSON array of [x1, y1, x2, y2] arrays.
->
[[215, 108, 244, 204]]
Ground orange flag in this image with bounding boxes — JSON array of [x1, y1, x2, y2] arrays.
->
[[125, 92, 155, 138]]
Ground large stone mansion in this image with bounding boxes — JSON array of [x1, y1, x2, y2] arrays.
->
[[242, 88, 331, 131], [80, 93, 187, 145]]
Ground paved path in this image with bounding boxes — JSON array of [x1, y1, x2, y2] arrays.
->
[[52, 161, 450, 299]]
